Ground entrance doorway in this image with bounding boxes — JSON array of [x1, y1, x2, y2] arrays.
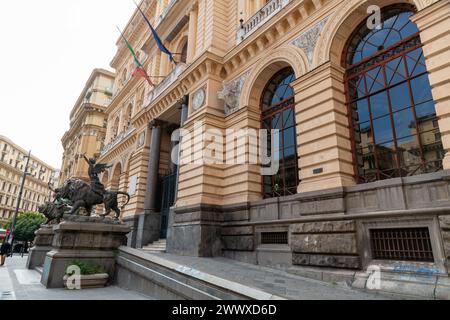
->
[[159, 171, 177, 239]]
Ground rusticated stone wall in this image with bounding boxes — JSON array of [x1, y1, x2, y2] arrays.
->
[[290, 221, 360, 269], [439, 216, 450, 268]]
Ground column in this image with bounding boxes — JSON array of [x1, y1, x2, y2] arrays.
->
[[136, 120, 163, 248], [144, 121, 163, 212], [412, 0, 450, 170], [187, 4, 198, 63]]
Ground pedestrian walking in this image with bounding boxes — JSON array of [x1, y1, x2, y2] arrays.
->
[[0, 240, 12, 266]]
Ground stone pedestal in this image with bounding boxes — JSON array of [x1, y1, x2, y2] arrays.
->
[[26, 225, 55, 270], [167, 204, 222, 257], [40, 216, 130, 288]]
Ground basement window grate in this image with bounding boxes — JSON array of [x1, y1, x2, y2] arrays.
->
[[370, 227, 434, 262], [261, 232, 288, 245]]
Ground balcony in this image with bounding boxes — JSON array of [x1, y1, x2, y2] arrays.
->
[[237, 0, 291, 44], [144, 63, 186, 107], [100, 125, 136, 156]]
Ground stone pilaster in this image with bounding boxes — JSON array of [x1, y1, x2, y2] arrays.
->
[[294, 61, 356, 193], [187, 4, 198, 62], [412, 0, 450, 170]]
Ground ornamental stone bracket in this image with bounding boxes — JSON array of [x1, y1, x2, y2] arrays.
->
[[291, 16, 329, 66], [218, 71, 251, 116]]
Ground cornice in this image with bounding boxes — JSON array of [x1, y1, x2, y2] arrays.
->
[[0, 161, 55, 186], [132, 53, 224, 129], [69, 69, 115, 119], [0, 136, 57, 172], [98, 132, 137, 164]]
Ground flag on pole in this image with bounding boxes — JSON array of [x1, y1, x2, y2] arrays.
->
[[117, 26, 154, 87], [134, 1, 176, 63]]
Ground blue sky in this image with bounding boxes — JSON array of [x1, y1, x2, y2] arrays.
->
[[0, 1, 136, 168]]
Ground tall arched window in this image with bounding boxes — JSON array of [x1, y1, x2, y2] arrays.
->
[[125, 104, 133, 128], [180, 41, 188, 63], [261, 67, 299, 198], [345, 5, 444, 184], [112, 116, 120, 139]]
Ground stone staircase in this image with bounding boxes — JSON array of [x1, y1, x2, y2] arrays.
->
[[142, 239, 166, 253]]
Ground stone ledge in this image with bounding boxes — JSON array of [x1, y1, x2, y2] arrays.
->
[[291, 220, 356, 234], [352, 269, 449, 300], [117, 247, 286, 300]]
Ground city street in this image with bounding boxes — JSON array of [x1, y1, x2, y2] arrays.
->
[[0, 255, 150, 300]]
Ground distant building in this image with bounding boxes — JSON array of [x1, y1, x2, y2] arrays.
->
[[59, 69, 115, 184], [0, 135, 58, 222]]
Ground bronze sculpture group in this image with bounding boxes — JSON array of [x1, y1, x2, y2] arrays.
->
[[38, 155, 130, 224]]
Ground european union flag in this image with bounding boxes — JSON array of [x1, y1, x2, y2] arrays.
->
[[135, 2, 176, 63]]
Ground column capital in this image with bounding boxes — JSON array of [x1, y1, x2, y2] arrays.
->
[[149, 119, 166, 129]]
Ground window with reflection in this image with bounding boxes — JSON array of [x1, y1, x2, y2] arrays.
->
[[345, 5, 443, 183], [261, 67, 299, 198]]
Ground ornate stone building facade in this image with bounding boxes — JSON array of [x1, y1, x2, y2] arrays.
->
[[59, 69, 115, 183], [0, 135, 58, 223], [99, 0, 450, 289]]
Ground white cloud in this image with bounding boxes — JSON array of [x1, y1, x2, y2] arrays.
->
[[0, 0, 136, 168]]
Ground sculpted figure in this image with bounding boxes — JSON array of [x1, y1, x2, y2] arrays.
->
[[38, 202, 71, 225], [81, 154, 112, 196], [42, 158, 130, 220]]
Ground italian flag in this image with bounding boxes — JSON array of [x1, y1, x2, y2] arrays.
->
[[117, 26, 154, 87]]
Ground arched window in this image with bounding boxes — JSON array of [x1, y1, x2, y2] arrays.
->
[[125, 104, 133, 128], [112, 116, 120, 139], [122, 68, 128, 84], [180, 41, 188, 63], [345, 5, 443, 184], [261, 67, 299, 198]]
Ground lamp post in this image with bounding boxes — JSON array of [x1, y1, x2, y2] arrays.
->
[[7, 150, 31, 248]]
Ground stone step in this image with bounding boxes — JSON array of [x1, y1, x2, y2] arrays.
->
[[142, 248, 166, 253], [116, 247, 285, 300]]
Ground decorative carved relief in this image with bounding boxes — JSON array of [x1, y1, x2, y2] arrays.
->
[[292, 17, 329, 65], [218, 71, 250, 116], [192, 86, 206, 111]]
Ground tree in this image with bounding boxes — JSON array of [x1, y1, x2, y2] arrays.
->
[[5, 212, 46, 242]]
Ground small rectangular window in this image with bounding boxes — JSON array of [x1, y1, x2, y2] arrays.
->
[[261, 232, 288, 245], [370, 227, 434, 262]]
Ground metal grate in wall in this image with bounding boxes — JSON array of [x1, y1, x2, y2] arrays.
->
[[261, 232, 288, 245], [370, 227, 434, 262]]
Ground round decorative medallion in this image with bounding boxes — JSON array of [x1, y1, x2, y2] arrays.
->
[[192, 87, 206, 111]]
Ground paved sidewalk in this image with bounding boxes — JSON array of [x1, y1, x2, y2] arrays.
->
[[0, 255, 150, 300], [145, 252, 402, 300]]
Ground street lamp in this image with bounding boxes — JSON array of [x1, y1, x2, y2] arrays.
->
[[7, 150, 31, 247]]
